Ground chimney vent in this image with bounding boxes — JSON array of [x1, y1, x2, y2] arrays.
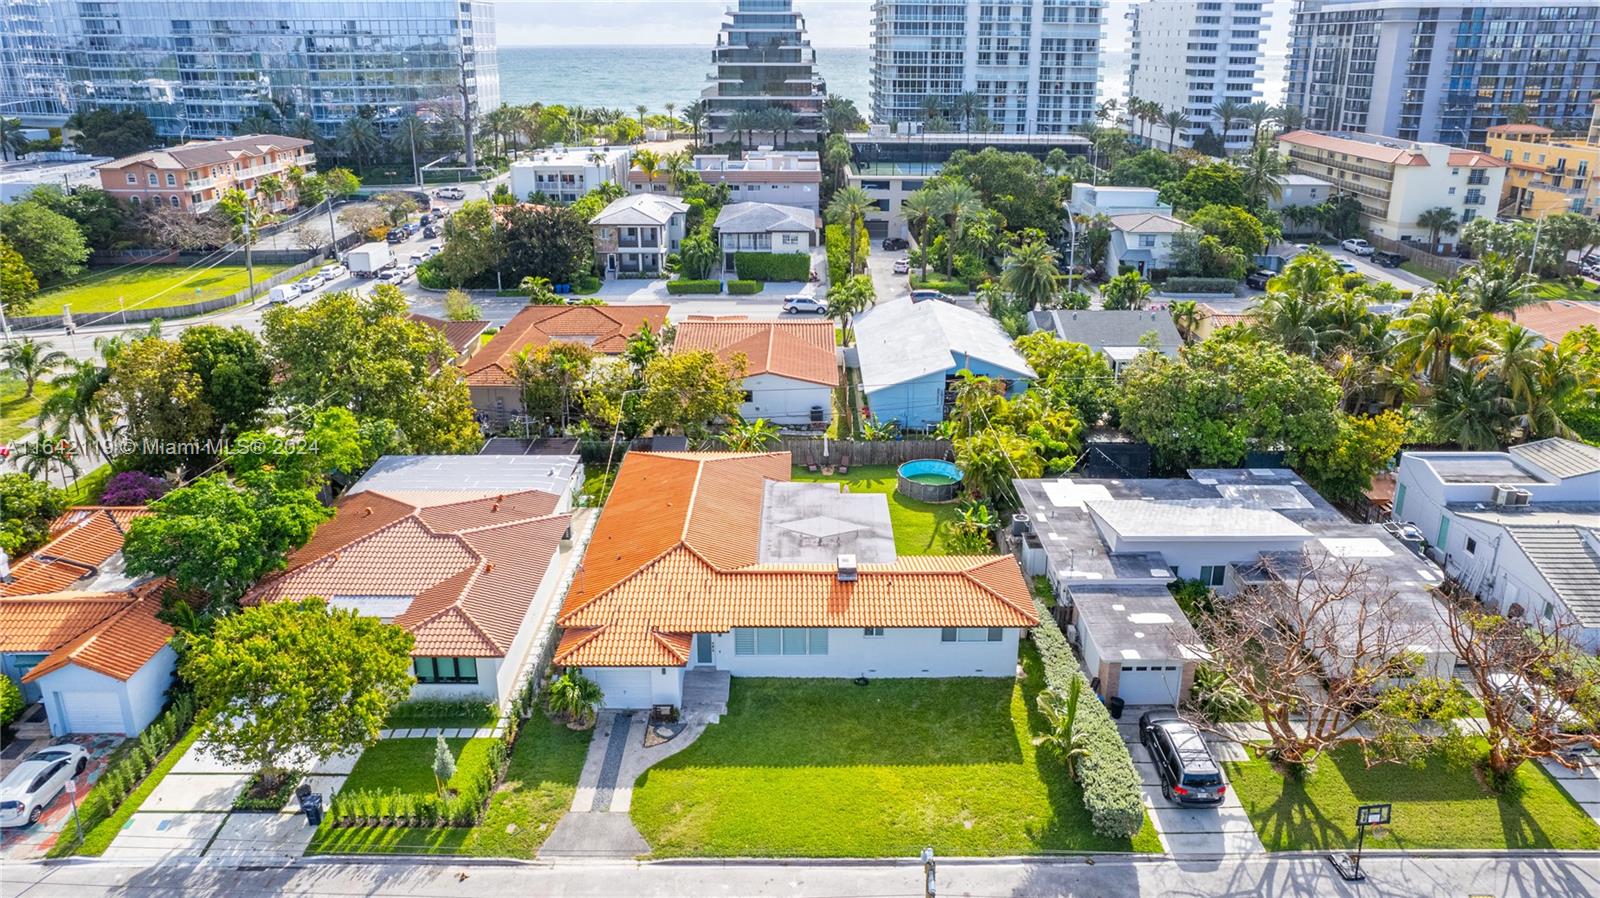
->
[[837, 553, 858, 582]]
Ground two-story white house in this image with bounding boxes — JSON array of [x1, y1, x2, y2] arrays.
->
[[589, 194, 689, 278], [1067, 184, 1193, 276], [1394, 439, 1600, 650], [630, 150, 822, 212], [510, 145, 632, 204], [712, 201, 817, 276]]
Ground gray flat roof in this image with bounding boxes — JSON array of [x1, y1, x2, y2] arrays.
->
[[348, 454, 582, 498], [758, 481, 898, 564], [1508, 438, 1600, 480], [1422, 455, 1544, 484], [1068, 585, 1202, 662]]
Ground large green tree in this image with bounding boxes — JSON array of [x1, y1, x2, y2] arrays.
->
[[102, 336, 213, 470], [637, 349, 747, 439], [431, 199, 503, 286], [0, 236, 38, 315], [262, 285, 481, 454], [1159, 163, 1249, 216], [122, 470, 333, 602], [1117, 332, 1343, 468], [500, 204, 593, 284], [66, 107, 156, 157], [938, 147, 1064, 237], [1187, 204, 1268, 258], [23, 186, 130, 254], [0, 200, 90, 286], [181, 597, 414, 789], [0, 473, 64, 556], [177, 326, 272, 438], [1014, 331, 1118, 426], [1293, 409, 1408, 505]]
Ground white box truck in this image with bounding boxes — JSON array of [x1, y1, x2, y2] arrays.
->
[[347, 242, 394, 278]]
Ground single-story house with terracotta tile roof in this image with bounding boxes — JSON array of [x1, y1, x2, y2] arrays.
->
[[409, 312, 490, 367], [461, 303, 670, 425], [672, 317, 839, 425], [554, 451, 1038, 708], [247, 479, 574, 705], [0, 506, 150, 598], [0, 580, 176, 735]]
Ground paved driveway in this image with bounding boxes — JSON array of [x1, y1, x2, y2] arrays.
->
[[1118, 709, 1264, 857], [0, 733, 123, 861]]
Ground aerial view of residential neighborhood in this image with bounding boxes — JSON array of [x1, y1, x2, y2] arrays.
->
[[1, 0, 1599, 895]]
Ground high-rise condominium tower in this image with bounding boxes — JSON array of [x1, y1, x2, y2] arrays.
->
[[1126, 1, 1267, 152], [703, 0, 827, 141], [0, 0, 500, 141], [870, 0, 1107, 134], [1284, 0, 1600, 147]]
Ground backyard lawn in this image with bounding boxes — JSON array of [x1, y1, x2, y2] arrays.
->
[[630, 646, 1162, 858], [0, 375, 57, 441], [306, 717, 590, 857], [28, 262, 295, 317], [1225, 743, 1600, 852], [792, 465, 959, 556]]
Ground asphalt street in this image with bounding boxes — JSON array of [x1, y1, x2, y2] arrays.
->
[[2, 852, 1596, 898]]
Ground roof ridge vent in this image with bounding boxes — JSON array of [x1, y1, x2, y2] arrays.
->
[[836, 553, 858, 582]]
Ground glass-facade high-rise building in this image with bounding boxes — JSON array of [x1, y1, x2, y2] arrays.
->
[[870, 0, 1107, 134], [0, 0, 499, 140], [703, 0, 827, 140], [1284, 0, 1600, 147]]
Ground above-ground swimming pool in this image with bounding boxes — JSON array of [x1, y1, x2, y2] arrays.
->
[[896, 459, 965, 503]]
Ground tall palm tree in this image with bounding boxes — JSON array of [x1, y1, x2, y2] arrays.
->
[[1161, 109, 1191, 153], [727, 108, 760, 149], [1125, 94, 1143, 143], [1416, 207, 1459, 253], [1462, 253, 1537, 318], [1522, 344, 1581, 438], [1169, 300, 1201, 342], [900, 189, 940, 277], [0, 117, 28, 161], [822, 94, 863, 134], [932, 181, 981, 277], [40, 358, 111, 444], [1269, 104, 1305, 134], [680, 100, 708, 146], [919, 95, 945, 126], [762, 106, 797, 148], [1432, 368, 1510, 450], [662, 151, 692, 192], [635, 104, 649, 132], [1241, 102, 1274, 145], [1396, 291, 1473, 384], [633, 148, 661, 186], [1242, 138, 1287, 209], [826, 186, 875, 277], [1251, 289, 1325, 356], [1474, 322, 1543, 409], [335, 115, 380, 170], [2, 338, 67, 398], [955, 91, 983, 130], [1211, 99, 1244, 153], [999, 240, 1060, 311], [664, 102, 676, 134]]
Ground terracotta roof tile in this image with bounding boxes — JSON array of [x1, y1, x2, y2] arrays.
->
[[1278, 130, 1431, 166], [409, 313, 490, 357], [1448, 150, 1505, 168], [0, 507, 150, 597], [463, 304, 669, 386], [0, 581, 173, 682], [1500, 300, 1600, 343], [249, 489, 571, 657], [554, 452, 1037, 667], [672, 318, 839, 386]]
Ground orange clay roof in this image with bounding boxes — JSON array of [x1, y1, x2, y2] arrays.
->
[[1487, 124, 1554, 136], [409, 313, 490, 358], [672, 318, 839, 386], [554, 451, 1037, 667], [0, 581, 173, 682], [462, 304, 670, 386], [248, 490, 571, 657], [1278, 130, 1432, 166], [1500, 300, 1600, 343], [1447, 150, 1505, 168], [0, 507, 150, 597]]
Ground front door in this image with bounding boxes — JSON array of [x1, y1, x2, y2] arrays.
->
[[695, 634, 714, 667]]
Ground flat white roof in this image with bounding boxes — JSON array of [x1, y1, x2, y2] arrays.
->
[[1086, 499, 1312, 541]]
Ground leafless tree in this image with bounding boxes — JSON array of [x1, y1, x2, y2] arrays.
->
[[1188, 553, 1437, 769], [141, 205, 229, 252], [292, 224, 325, 253], [1436, 590, 1600, 785], [337, 203, 390, 241]]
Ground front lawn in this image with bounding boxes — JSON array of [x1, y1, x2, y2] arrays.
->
[[0, 376, 57, 441], [28, 263, 294, 316], [1531, 280, 1599, 304], [307, 716, 589, 857], [792, 465, 959, 555], [1225, 742, 1600, 852], [630, 650, 1161, 857], [339, 737, 497, 795], [1399, 260, 1445, 284]]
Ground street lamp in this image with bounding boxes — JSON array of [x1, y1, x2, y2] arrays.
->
[[401, 57, 421, 189]]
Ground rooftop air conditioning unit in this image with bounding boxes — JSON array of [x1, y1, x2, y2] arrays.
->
[[1493, 484, 1533, 507], [836, 553, 858, 582], [1508, 487, 1532, 506]]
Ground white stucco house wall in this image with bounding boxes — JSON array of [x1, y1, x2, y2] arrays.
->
[[712, 201, 817, 276], [510, 145, 633, 204], [672, 317, 838, 426]]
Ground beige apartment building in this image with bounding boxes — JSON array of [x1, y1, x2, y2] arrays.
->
[[96, 134, 315, 215], [1277, 130, 1506, 252], [1487, 117, 1599, 221]]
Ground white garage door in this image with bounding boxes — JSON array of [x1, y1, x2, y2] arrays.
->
[[1117, 664, 1183, 706], [56, 691, 125, 733], [588, 669, 653, 709]]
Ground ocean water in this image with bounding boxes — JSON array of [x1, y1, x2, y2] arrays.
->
[[495, 45, 1288, 119]]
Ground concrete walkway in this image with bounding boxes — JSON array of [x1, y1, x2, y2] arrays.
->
[[1118, 709, 1265, 856], [1541, 757, 1600, 828]]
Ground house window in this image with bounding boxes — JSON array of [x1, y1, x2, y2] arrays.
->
[[414, 656, 479, 684], [1542, 601, 1555, 620], [733, 628, 828, 655], [941, 628, 1003, 642], [1394, 483, 1406, 518], [166, 173, 176, 186], [126, 173, 137, 185], [1464, 537, 1477, 556], [1139, 234, 1157, 248], [148, 173, 158, 186], [129, 196, 140, 206], [782, 233, 800, 246], [863, 627, 885, 637], [170, 196, 180, 207], [1198, 565, 1226, 587]]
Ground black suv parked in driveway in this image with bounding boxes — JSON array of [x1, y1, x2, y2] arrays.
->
[[881, 237, 909, 251], [1139, 711, 1227, 805]]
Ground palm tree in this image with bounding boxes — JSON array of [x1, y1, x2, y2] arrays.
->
[[919, 95, 945, 127], [680, 100, 708, 146], [1251, 290, 1325, 356], [663, 102, 676, 134], [1032, 679, 1091, 780], [2, 117, 30, 161], [662, 151, 692, 192], [1161, 109, 1191, 153], [1169, 300, 1201, 343], [727, 108, 760, 149], [720, 417, 781, 451], [826, 187, 875, 277], [1241, 102, 1274, 145], [1211, 100, 1244, 153], [1432, 368, 1509, 450], [1460, 253, 1535, 319], [40, 359, 111, 444], [1522, 344, 1582, 438], [1125, 94, 1143, 143], [335, 115, 380, 170], [254, 173, 286, 208], [932, 181, 981, 277], [635, 104, 649, 133], [1416, 207, 1459, 253], [954, 91, 983, 130], [2, 338, 67, 398], [10, 428, 82, 487], [1396, 291, 1473, 384], [762, 106, 797, 148], [1242, 138, 1287, 209], [900, 190, 940, 277], [822, 94, 863, 134], [286, 115, 320, 144], [633, 148, 661, 186], [1269, 104, 1305, 134], [1475, 322, 1543, 410], [999, 240, 1060, 311]]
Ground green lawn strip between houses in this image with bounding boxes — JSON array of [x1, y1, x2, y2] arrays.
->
[[791, 465, 959, 556], [306, 716, 590, 857], [629, 651, 1162, 858], [1224, 742, 1600, 852], [28, 263, 295, 317]]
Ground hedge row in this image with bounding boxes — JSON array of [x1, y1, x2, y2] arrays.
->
[[1159, 277, 1239, 295], [667, 279, 723, 295], [326, 739, 509, 828], [727, 279, 762, 295], [52, 692, 197, 850], [825, 221, 870, 285], [910, 274, 972, 296], [734, 252, 810, 282], [1030, 594, 1147, 838]]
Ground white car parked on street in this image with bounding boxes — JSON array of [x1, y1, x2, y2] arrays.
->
[[1341, 238, 1375, 256], [782, 295, 827, 315], [0, 744, 89, 828]]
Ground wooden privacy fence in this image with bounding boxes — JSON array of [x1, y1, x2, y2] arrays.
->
[[780, 438, 953, 467], [1366, 234, 1470, 280]]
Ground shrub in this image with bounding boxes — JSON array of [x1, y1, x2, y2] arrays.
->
[[1160, 277, 1239, 295], [98, 471, 171, 506], [1029, 594, 1147, 839], [0, 676, 22, 727], [574, 274, 602, 294], [825, 222, 869, 284], [545, 670, 603, 727], [666, 279, 722, 295], [910, 274, 970, 295], [415, 259, 447, 289], [726, 279, 762, 295], [733, 252, 810, 282]]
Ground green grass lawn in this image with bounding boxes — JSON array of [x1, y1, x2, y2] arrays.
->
[[630, 648, 1162, 858], [307, 717, 590, 857], [338, 737, 497, 795], [1399, 261, 1445, 284], [29, 263, 294, 316], [792, 465, 959, 555], [1531, 280, 1599, 304], [0, 375, 57, 441], [1225, 742, 1600, 852]]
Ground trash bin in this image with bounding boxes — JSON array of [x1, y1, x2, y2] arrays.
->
[[1106, 696, 1126, 720], [298, 791, 324, 826]]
